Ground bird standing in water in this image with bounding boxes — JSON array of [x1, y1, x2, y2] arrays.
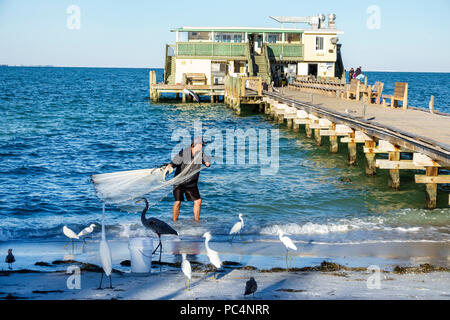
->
[[229, 214, 244, 243], [63, 226, 79, 251], [244, 277, 257, 298], [181, 253, 192, 290], [136, 198, 178, 263], [203, 232, 222, 279], [277, 229, 297, 269], [5, 249, 15, 270], [78, 224, 96, 244]]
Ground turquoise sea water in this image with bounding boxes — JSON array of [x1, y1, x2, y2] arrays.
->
[[0, 67, 449, 247]]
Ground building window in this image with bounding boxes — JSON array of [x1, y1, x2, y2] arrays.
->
[[315, 36, 324, 51], [267, 33, 281, 43], [286, 33, 301, 43], [233, 34, 242, 43], [188, 31, 211, 41]]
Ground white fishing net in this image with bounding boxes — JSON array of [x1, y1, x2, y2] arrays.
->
[[91, 153, 205, 212]]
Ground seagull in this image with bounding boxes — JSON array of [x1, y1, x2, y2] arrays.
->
[[5, 249, 15, 270], [181, 253, 192, 290], [277, 229, 297, 269], [203, 232, 222, 279], [63, 226, 79, 251], [98, 204, 112, 289], [229, 214, 244, 243], [136, 198, 178, 263], [244, 277, 257, 298], [77, 224, 96, 244]]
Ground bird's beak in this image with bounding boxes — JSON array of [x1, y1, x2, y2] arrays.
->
[[135, 199, 143, 204]]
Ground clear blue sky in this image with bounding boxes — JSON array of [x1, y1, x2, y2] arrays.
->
[[1, 0, 449, 72]]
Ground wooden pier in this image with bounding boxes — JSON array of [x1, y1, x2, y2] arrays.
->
[[223, 75, 450, 209]]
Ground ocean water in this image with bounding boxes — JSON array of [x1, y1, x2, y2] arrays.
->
[[0, 67, 449, 247]]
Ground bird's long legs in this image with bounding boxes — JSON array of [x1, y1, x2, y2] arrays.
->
[[109, 275, 113, 289], [184, 278, 190, 291], [98, 273, 113, 289], [98, 272, 104, 289]]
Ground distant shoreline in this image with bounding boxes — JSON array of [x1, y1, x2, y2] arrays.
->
[[1, 65, 450, 74]]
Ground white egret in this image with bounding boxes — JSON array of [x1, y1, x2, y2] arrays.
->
[[203, 232, 222, 279], [277, 229, 297, 268], [98, 204, 112, 289], [77, 224, 96, 244], [229, 214, 244, 243], [63, 226, 79, 251], [181, 253, 192, 290]]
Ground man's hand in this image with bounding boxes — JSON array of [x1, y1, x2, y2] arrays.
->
[[204, 162, 211, 168]]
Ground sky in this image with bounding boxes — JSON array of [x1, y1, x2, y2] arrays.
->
[[0, 0, 449, 72]]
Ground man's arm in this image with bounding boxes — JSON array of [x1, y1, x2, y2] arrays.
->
[[203, 152, 211, 167]]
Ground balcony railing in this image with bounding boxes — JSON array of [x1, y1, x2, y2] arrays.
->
[[176, 42, 247, 58], [266, 44, 303, 60]]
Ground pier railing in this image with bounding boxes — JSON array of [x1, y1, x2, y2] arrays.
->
[[266, 44, 303, 60], [176, 42, 247, 58]]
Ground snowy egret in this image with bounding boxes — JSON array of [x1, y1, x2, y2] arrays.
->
[[77, 224, 96, 244], [136, 198, 178, 263], [277, 229, 297, 268], [244, 277, 257, 298], [181, 253, 192, 290], [202, 232, 221, 279], [5, 249, 15, 270], [98, 204, 112, 289], [63, 226, 79, 251], [229, 214, 244, 243]]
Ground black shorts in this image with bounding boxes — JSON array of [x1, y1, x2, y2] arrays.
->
[[173, 185, 201, 202]]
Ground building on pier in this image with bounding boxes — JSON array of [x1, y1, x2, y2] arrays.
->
[[164, 14, 344, 87]]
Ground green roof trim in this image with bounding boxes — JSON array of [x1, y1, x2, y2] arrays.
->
[[171, 27, 304, 34]]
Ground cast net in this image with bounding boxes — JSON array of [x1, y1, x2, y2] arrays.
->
[[91, 153, 205, 212]]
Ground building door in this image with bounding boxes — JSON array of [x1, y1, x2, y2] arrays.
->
[[308, 64, 318, 78]]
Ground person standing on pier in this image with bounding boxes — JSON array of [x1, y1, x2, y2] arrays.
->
[[348, 68, 354, 82], [167, 137, 210, 222]]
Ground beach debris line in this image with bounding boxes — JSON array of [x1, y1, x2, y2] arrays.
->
[[136, 197, 178, 263], [229, 213, 244, 243], [244, 277, 258, 298], [181, 253, 192, 290], [203, 232, 222, 279], [98, 204, 113, 289], [5, 249, 15, 270]]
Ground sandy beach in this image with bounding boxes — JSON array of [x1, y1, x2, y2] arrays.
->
[[1, 239, 449, 300]]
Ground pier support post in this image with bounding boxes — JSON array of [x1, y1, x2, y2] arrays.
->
[[425, 167, 438, 209], [314, 128, 322, 146], [176, 93, 180, 100], [388, 151, 400, 189], [293, 122, 300, 132], [277, 114, 284, 124], [182, 91, 186, 103], [305, 123, 312, 138], [287, 118, 293, 129], [347, 132, 357, 166], [329, 135, 338, 153], [364, 141, 377, 176]]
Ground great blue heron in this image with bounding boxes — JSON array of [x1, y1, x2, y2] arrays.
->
[[277, 229, 297, 269], [229, 214, 244, 242], [244, 277, 257, 298], [136, 198, 178, 262]]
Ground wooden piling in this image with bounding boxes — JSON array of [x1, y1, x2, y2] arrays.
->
[[425, 167, 438, 209], [287, 118, 293, 129], [314, 128, 322, 146], [388, 151, 400, 189], [329, 135, 338, 153], [305, 123, 312, 138], [364, 141, 377, 176], [347, 132, 357, 165]]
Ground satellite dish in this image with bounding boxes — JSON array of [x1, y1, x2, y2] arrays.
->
[[330, 37, 339, 45]]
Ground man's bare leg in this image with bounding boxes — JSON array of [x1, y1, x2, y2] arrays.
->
[[193, 199, 202, 221], [173, 201, 181, 222]]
